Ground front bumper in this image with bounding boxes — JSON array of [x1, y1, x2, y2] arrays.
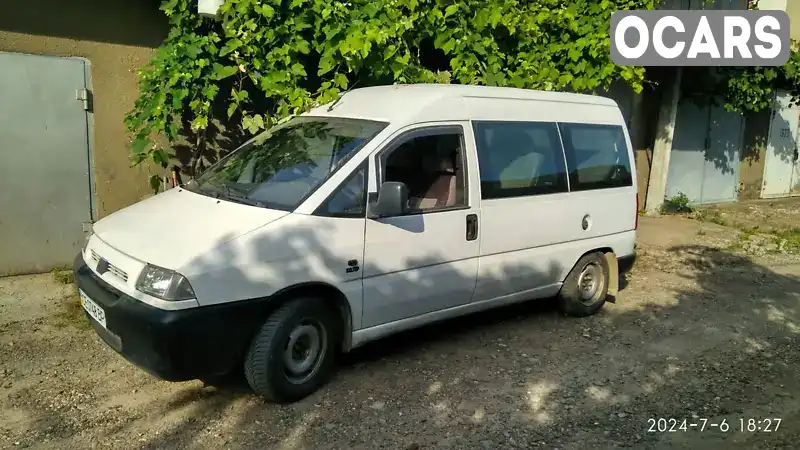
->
[[73, 253, 265, 381]]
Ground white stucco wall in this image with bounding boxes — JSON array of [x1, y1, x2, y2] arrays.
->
[[788, 1, 800, 41], [758, 0, 788, 12], [197, 0, 223, 17], [758, 0, 799, 41]]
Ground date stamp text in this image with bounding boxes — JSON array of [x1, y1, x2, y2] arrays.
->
[[647, 418, 782, 433]]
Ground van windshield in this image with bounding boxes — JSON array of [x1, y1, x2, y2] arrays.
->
[[191, 117, 386, 211]]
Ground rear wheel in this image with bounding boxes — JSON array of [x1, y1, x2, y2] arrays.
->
[[244, 297, 337, 403], [557, 252, 610, 317]]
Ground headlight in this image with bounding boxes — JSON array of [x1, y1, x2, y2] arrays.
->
[[135, 264, 196, 301]]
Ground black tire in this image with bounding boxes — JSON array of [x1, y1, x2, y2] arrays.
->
[[244, 297, 338, 403], [557, 252, 610, 317]]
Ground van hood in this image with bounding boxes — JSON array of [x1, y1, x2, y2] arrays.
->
[[92, 188, 289, 269]]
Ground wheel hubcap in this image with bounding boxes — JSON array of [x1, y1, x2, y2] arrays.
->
[[577, 262, 603, 305], [283, 320, 327, 384]]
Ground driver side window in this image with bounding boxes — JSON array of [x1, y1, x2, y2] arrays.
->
[[381, 128, 467, 213]]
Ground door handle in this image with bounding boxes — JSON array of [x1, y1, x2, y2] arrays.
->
[[794, 146, 798, 162], [466, 214, 478, 241]]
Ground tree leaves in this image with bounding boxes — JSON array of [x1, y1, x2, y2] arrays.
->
[[126, 0, 799, 188], [211, 63, 239, 80], [254, 3, 275, 18], [149, 174, 162, 194], [296, 39, 311, 55], [242, 114, 265, 134], [152, 148, 171, 167], [190, 116, 208, 132], [130, 136, 150, 155], [291, 63, 307, 77], [219, 38, 242, 56], [334, 73, 349, 89]]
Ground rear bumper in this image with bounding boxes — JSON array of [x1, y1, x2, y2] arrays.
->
[[73, 253, 266, 381], [618, 252, 636, 276]]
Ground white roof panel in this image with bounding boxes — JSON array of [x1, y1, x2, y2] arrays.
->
[[304, 84, 619, 124]]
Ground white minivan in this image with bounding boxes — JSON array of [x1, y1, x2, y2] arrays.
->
[[74, 84, 638, 402]]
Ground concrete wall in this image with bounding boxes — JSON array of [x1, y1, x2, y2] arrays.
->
[[0, 0, 168, 218]]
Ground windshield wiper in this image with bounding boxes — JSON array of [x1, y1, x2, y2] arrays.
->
[[201, 182, 268, 208], [191, 180, 268, 208], [224, 193, 267, 208], [196, 185, 223, 199]]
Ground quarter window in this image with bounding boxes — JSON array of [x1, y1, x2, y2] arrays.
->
[[558, 123, 633, 191], [473, 121, 569, 200], [316, 164, 367, 217]]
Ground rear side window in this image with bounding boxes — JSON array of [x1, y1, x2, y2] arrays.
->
[[473, 121, 569, 200], [558, 123, 633, 191]]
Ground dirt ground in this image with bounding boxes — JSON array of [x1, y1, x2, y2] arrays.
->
[[2, 202, 800, 450], [694, 197, 800, 232]]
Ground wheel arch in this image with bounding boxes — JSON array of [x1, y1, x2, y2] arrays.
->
[[570, 247, 618, 298], [262, 281, 354, 352]]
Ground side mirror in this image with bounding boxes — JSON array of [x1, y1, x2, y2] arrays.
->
[[374, 181, 408, 218]]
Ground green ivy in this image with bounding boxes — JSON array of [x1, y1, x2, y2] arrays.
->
[[688, 0, 800, 113], [125, 0, 800, 189], [718, 56, 800, 113]]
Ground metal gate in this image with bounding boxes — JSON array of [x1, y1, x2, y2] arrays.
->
[[762, 90, 800, 198], [0, 52, 93, 276], [666, 100, 744, 204]]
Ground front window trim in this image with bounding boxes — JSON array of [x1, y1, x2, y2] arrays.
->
[[191, 116, 388, 212], [372, 124, 470, 217]]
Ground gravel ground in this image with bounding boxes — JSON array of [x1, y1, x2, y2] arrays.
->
[[1, 213, 799, 450]]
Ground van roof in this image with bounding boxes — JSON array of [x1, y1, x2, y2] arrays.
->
[[305, 84, 620, 123]]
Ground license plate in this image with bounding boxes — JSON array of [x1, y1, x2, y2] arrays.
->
[[79, 290, 107, 328]]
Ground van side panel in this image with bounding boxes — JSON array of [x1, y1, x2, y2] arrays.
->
[[468, 97, 636, 303], [181, 214, 365, 322], [473, 189, 635, 303]]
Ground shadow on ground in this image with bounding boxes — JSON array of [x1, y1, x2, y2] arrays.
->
[[132, 244, 800, 449], [7, 223, 800, 449]]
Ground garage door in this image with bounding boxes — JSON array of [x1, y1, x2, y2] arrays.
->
[[666, 100, 744, 205], [762, 90, 800, 198], [0, 52, 93, 275]]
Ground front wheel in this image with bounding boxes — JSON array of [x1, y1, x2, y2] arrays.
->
[[557, 252, 610, 317], [244, 297, 337, 403]]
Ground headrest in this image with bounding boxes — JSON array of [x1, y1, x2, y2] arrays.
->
[[489, 129, 536, 156], [422, 152, 455, 172], [421, 135, 459, 172]]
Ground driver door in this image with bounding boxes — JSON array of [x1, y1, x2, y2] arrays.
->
[[360, 123, 480, 328]]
